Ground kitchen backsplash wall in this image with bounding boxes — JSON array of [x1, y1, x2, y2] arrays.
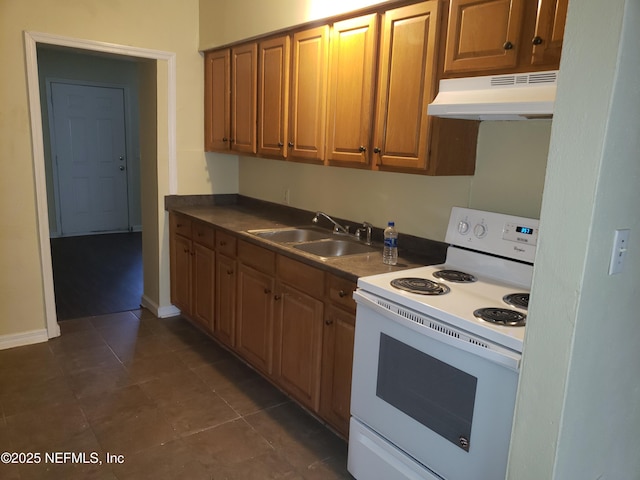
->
[[239, 121, 552, 241]]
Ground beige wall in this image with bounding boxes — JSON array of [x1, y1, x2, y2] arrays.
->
[[0, 0, 210, 341]]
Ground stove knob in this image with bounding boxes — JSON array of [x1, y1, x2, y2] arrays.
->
[[474, 223, 487, 238], [458, 220, 470, 235]]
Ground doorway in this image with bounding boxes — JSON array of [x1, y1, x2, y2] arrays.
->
[[24, 31, 178, 337]]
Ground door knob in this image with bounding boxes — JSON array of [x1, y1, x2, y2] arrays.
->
[[119, 165, 125, 171]]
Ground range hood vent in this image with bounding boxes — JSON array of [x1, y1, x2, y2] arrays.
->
[[428, 70, 559, 121]]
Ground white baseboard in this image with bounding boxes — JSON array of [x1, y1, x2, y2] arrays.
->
[[140, 295, 180, 318], [0, 329, 49, 350]]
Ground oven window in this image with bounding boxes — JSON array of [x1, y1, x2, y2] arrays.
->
[[376, 333, 477, 451]]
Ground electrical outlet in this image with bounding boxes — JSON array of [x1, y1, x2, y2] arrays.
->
[[283, 188, 290, 205], [608, 229, 630, 275]]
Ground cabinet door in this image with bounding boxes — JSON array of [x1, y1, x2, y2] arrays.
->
[[444, 0, 525, 74], [204, 49, 230, 152], [192, 243, 215, 331], [273, 282, 324, 411], [258, 36, 290, 159], [320, 305, 355, 438], [171, 234, 192, 315], [531, 0, 568, 66], [288, 25, 329, 163], [231, 43, 257, 154], [326, 14, 378, 167], [373, 1, 440, 171], [236, 263, 274, 374], [215, 252, 236, 347]]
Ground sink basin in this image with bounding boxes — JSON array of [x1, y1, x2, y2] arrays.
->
[[293, 239, 377, 257], [249, 227, 332, 243]]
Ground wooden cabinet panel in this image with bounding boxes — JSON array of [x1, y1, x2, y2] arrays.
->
[[204, 49, 230, 152], [215, 252, 236, 347], [216, 230, 237, 257], [325, 275, 357, 314], [373, 1, 441, 171], [531, 0, 568, 66], [236, 263, 275, 374], [277, 255, 324, 299], [288, 25, 329, 163], [258, 36, 290, 159], [444, 0, 525, 74], [320, 305, 355, 438], [192, 243, 215, 330], [192, 221, 215, 249], [238, 239, 275, 274], [171, 232, 192, 315], [273, 282, 324, 410], [326, 14, 378, 167], [231, 43, 258, 154]]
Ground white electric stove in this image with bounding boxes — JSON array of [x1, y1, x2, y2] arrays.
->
[[348, 207, 539, 480]]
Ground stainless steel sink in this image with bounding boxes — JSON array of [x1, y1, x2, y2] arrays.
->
[[293, 239, 377, 257], [249, 227, 333, 243]]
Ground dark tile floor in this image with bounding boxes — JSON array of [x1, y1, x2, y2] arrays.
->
[[0, 310, 353, 479]]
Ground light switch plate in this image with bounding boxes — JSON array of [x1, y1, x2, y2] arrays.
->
[[608, 229, 630, 275]]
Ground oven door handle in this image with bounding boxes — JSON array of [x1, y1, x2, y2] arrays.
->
[[354, 290, 521, 371]]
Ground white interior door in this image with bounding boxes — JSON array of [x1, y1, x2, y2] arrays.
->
[[50, 82, 129, 235]]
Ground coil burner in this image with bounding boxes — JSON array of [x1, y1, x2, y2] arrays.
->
[[502, 293, 529, 310], [390, 278, 450, 295], [433, 269, 477, 283], [473, 307, 526, 327]]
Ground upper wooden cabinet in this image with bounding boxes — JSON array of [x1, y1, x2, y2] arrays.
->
[[443, 0, 567, 75], [372, 1, 442, 172], [326, 14, 378, 167], [258, 36, 290, 159], [231, 43, 258, 154], [531, 0, 568, 66], [288, 26, 329, 164], [204, 50, 230, 152]]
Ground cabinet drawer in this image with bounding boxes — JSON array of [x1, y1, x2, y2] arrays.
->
[[326, 274, 357, 313], [192, 221, 215, 249], [238, 240, 275, 274], [277, 255, 324, 299], [216, 230, 237, 257], [171, 213, 192, 238]]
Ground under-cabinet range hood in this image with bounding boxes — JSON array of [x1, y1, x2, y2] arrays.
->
[[428, 70, 559, 120]]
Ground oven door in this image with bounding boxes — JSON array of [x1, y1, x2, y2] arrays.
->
[[349, 290, 520, 480]]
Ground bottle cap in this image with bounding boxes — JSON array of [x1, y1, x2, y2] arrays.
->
[[388, 221, 395, 226]]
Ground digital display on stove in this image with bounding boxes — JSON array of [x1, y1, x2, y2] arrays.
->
[[516, 226, 534, 235]]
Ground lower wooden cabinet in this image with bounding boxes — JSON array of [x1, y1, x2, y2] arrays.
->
[[273, 282, 324, 411], [170, 217, 358, 439]]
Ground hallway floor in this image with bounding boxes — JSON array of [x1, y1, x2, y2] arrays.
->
[[0, 310, 353, 480]]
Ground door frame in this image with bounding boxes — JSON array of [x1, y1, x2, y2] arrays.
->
[[46, 79, 135, 237], [24, 31, 178, 340]]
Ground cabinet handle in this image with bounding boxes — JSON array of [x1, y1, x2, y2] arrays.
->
[[183, 247, 189, 253], [226, 269, 234, 275], [278, 142, 284, 147], [176, 223, 183, 227], [222, 137, 228, 142], [359, 146, 366, 153], [338, 290, 347, 298], [264, 288, 271, 294], [532, 36, 543, 45], [503, 41, 514, 50], [325, 319, 333, 326], [373, 147, 381, 154], [274, 294, 281, 301], [288, 141, 294, 148], [219, 241, 227, 246]]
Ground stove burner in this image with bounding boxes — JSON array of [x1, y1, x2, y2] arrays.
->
[[473, 308, 526, 327], [391, 278, 450, 295], [503, 293, 529, 310], [433, 269, 477, 283]]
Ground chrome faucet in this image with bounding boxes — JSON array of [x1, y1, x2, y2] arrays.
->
[[312, 211, 350, 235], [355, 222, 373, 245]]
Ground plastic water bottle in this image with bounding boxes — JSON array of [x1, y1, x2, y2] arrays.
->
[[383, 221, 398, 265]]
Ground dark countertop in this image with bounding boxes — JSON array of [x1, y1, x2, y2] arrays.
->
[[166, 195, 447, 282]]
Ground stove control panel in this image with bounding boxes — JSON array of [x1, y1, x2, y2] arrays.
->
[[446, 207, 539, 263]]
